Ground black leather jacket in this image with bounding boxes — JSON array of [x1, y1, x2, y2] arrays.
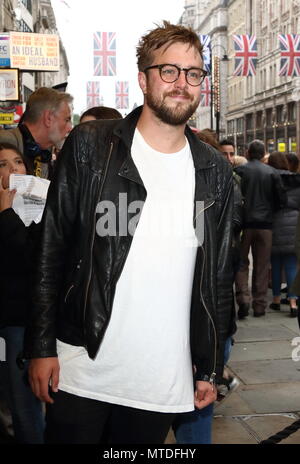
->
[[24, 107, 233, 381], [235, 159, 285, 227]]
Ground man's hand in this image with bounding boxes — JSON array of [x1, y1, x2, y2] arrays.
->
[[194, 380, 217, 409], [0, 176, 16, 213], [29, 357, 60, 404]]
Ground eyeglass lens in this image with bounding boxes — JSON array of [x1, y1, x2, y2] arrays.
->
[[160, 65, 205, 85]]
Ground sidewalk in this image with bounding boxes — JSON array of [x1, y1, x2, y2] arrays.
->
[[212, 295, 300, 444], [166, 290, 300, 445]]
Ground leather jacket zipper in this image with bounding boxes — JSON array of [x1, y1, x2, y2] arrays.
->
[[82, 141, 114, 347], [64, 259, 82, 303], [197, 200, 217, 384], [194, 199, 215, 225], [64, 284, 74, 303]]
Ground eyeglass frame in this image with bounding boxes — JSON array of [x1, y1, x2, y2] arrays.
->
[[143, 63, 208, 87]]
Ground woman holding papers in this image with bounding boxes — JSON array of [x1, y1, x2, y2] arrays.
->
[[0, 143, 44, 443]]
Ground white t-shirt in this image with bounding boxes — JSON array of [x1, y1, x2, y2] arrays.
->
[[57, 128, 198, 413]]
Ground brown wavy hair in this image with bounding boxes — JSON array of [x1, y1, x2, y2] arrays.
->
[[136, 20, 203, 71]]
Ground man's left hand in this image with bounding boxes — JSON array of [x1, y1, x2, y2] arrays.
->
[[194, 380, 217, 409]]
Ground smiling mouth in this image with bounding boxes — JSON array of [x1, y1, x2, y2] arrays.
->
[[166, 91, 191, 100]]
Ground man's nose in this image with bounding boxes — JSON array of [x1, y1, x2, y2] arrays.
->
[[174, 70, 188, 88]]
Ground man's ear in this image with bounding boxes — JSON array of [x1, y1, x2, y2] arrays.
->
[[43, 109, 53, 128], [138, 71, 147, 95]]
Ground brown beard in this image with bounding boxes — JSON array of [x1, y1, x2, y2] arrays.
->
[[146, 89, 199, 126]]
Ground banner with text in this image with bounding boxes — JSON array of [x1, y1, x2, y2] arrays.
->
[[10, 32, 60, 71]]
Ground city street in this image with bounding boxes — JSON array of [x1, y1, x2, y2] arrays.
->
[[1, 0, 300, 448], [166, 289, 300, 445]]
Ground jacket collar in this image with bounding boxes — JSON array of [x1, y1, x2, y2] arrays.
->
[[114, 105, 216, 177], [184, 125, 217, 171], [113, 106, 142, 149]]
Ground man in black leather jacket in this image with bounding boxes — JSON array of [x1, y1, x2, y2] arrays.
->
[[25, 21, 233, 444], [235, 140, 285, 318]]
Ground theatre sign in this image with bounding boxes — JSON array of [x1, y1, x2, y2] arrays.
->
[[9, 32, 60, 71]]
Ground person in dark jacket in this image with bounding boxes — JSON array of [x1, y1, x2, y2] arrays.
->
[[25, 21, 233, 445], [291, 213, 300, 329], [268, 152, 300, 317], [235, 140, 286, 318], [0, 143, 44, 443]]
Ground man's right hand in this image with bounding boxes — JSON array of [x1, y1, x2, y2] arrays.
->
[[28, 357, 60, 404]]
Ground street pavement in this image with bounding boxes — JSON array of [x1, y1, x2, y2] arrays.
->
[[2, 292, 300, 445], [166, 289, 300, 445]]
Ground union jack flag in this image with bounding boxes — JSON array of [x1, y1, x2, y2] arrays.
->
[[115, 81, 129, 109], [86, 81, 100, 108], [200, 77, 211, 106], [93, 32, 116, 76], [279, 34, 300, 76], [199, 34, 211, 73], [233, 35, 258, 76]]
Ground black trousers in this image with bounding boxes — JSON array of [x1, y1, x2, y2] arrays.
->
[[45, 390, 176, 444]]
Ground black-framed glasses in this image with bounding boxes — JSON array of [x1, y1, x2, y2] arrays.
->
[[143, 63, 207, 86]]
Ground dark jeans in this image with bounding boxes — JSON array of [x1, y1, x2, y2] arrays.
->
[[0, 326, 44, 443], [45, 390, 176, 444], [235, 228, 272, 313], [172, 336, 233, 444], [271, 253, 298, 299]]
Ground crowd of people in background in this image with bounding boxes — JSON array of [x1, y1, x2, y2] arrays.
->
[[0, 21, 300, 446], [1, 93, 300, 446]]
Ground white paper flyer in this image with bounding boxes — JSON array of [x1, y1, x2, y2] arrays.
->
[[9, 174, 50, 226]]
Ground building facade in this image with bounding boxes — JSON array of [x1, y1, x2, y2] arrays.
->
[[0, 0, 69, 109], [180, 0, 230, 135], [227, 0, 300, 155], [181, 0, 300, 155], [34, 0, 69, 89]]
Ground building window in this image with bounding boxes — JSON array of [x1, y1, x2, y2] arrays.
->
[[266, 108, 273, 126], [267, 138, 275, 152], [288, 102, 296, 121], [19, 19, 33, 32], [260, 70, 263, 90], [237, 117, 244, 133], [277, 105, 284, 123], [256, 111, 263, 129], [23, 86, 32, 103], [21, 0, 32, 14], [227, 120, 235, 134], [263, 69, 266, 89], [246, 113, 253, 130]]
